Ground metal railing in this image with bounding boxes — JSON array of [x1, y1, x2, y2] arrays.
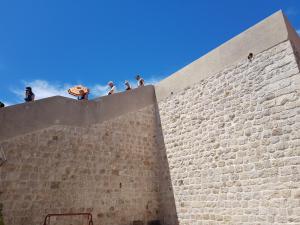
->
[[43, 213, 93, 225]]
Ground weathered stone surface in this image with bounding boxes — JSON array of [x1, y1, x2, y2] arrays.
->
[[157, 40, 300, 225], [0, 105, 160, 225]]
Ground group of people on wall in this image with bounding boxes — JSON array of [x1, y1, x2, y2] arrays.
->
[[107, 75, 144, 96], [0, 75, 145, 108], [75, 75, 145, 101]]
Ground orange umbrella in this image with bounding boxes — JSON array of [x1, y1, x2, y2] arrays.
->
[[68, 85, 89, 97]]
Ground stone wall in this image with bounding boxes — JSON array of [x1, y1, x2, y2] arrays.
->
[[157, 40, 300, 225], [0, 105, 160, 225]]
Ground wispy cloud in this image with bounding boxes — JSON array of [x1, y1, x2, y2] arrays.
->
[[11, 79, 111, 101], [90, 84, 108, 97], [2, 101, 13, 107], [9, 75, 164, 103], [11, 80, 76, 100]]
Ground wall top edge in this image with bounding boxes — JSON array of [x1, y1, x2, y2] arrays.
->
[[0, 85, 156, 141], [155, 10, 298, 101]]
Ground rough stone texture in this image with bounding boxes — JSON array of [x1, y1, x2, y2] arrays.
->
[[155, 104, 179, 225], [0, 105, 160, 225], [157, 40, 300, 225], [0, 85, 156, 141]]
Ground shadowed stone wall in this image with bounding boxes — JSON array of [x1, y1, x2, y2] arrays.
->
[[0, 105, 160, 225], [156, 40, 300, 225]]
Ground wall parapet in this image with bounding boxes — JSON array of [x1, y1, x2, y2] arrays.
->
[[0, 85, 156, 141]]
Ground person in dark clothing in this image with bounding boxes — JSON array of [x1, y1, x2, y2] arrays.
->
[[0, 102, 4, 108], [78, 89, 89, 100], [125, 80, 132, 91], [24, 87, 35, 102]]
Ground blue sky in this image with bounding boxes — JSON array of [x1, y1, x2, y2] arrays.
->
[[0, 0, 299, 105]]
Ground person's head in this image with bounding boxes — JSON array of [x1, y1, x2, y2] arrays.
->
[[79, 90, 84, 95], [25, 87, 32, 94], [125, 80, 130, 86], [135, 75, 140, 80], [108, 81, 114, 88]]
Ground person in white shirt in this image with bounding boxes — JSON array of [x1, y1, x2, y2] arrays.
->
[[135, 75, 145, 87], [107, 81, 116, 95]]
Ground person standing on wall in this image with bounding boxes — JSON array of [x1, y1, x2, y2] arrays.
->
[[78, 89, 89, 100], [24, 87, 35, 102], [107, 81, 116, 95], [124, 80, 132, 91], [136, 75, 145, 87]]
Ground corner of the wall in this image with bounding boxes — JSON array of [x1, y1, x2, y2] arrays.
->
[[282, 11, 300, 41], [282, 11, 300, 70], [154, 10, 290, 102]]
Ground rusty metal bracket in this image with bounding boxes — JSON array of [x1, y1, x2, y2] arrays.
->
[[43, 213, 93, 225]]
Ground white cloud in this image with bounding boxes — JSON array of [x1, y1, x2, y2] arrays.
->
[[90, 84, 108, 97], [0, 101, 13, 107], [3, 102, 13, 106], [9, 76, 164, 102], [12, 80, 76, 100], [11, 80, 111, 101]]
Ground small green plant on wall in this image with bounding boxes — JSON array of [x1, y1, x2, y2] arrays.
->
[[0, 203, 4, 225]]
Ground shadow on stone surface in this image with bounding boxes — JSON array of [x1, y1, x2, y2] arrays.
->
[[154, 103, 179, 225]]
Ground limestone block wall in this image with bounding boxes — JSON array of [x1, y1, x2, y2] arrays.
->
[[157, 40, 300, 225], [0, 105, 160, 225]]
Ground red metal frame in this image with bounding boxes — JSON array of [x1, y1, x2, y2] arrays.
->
[[43, 213, 93, 225]]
